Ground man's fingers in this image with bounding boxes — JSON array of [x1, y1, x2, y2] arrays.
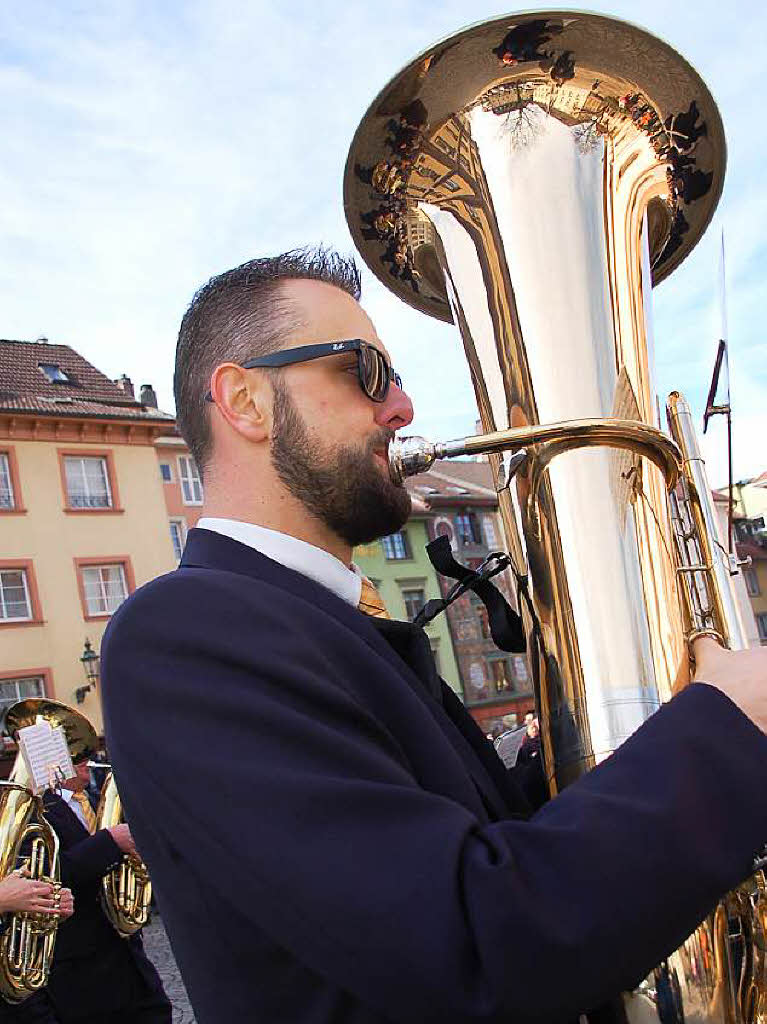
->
[[691, 636, 723, 659]]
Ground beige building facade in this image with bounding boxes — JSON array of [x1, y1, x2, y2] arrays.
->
[[1, 340, 176, 736], [154, 435, 204, 560]]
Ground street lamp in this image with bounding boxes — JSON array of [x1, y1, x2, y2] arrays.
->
[[76, 638, 100, 704]]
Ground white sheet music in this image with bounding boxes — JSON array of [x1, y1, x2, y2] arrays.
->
[[17, 718, 75, 794]]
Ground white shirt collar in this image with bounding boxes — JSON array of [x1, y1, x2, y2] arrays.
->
[[58, 786, 89, 829], [196, 518, 363, 607]]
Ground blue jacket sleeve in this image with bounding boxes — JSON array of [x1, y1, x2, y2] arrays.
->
[[58, 830, 123, 890]]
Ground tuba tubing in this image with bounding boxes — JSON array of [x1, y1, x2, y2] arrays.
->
[[95, 771, 152, 939]]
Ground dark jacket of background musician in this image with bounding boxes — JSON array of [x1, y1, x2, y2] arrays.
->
[[102, 528, 767, 1024], [36, 793, 168, 1022]]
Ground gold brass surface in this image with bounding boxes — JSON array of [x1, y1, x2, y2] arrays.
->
[[5, 699, 99, 764], [349, 11, 755, 1024], [95, 772, 151, 938], [344, 10, 724, 321], [0, 699, 97, 1003]]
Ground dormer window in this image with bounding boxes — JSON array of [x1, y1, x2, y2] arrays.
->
[[38, 363, 70, 383]]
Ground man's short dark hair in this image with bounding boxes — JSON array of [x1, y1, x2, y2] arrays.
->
[[174, 247, 361, 475]]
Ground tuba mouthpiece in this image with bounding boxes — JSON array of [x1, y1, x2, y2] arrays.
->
[[388, 436, 439, 484]]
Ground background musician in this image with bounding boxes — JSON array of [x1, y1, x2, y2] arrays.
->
[[5, 756, 171, 1024], [103, 248, 767, 1024]]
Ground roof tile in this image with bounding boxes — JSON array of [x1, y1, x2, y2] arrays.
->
[[0, 339, 173, 421]]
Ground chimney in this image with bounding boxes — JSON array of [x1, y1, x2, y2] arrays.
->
[[115, 375, 135, 398], [140, 384, 158, 408]]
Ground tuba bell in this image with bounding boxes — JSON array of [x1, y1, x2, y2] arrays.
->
[[0, 698, 99, 1003], [95, 770, 152, 938], [346, 10, 758, 1024]]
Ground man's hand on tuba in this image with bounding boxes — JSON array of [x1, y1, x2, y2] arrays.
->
[[693, 637, 767, 733], [0, 870, 74, 918]]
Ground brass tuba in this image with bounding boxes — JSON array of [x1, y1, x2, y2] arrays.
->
[[95, 770, 152, 938], [345, 10, 757, 1024], [0, 698, 99, 1003]]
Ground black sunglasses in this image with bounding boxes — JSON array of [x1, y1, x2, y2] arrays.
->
[[204, 339, 402, 404]]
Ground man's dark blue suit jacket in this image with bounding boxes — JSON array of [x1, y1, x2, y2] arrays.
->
[[102, 527, 767, 1024]]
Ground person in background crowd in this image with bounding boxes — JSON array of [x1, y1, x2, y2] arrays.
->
[[517, 715, 541, 766]]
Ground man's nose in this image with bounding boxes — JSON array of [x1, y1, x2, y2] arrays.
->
[[374, 382, 414, 431]]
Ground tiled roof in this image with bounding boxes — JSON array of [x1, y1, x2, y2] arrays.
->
[[0, 339, 173, 421], [406, 458, 497, 506]]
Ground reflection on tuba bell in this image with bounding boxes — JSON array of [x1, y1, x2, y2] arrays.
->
[[345, 10, 759, 1024], [0, 698, 99, 1003], [95, 770, 152, 938]]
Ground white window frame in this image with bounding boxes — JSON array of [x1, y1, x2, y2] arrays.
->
[[0, 675, 45, 715], [0, 569, 32, 621], [81, 564, 128, 617], [382, 531, 410, 560], [64, 456, 112, 509], [0, 453, 14, 510], [159, 462, 174, 484], [178, 456, 203, 505], [454, 512, 480, 545], [169, 518, 187, 561], [483, 515, 498, 549]]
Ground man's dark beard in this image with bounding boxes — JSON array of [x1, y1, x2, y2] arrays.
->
[[270, 378, 412, 547]]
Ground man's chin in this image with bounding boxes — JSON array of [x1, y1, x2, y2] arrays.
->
[[341, 490, 412, 548]]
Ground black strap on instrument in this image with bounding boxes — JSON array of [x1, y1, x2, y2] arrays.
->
[[413, 535, 526, 652]]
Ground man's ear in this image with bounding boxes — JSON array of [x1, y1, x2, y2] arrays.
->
[[208, 363, 272, 444]]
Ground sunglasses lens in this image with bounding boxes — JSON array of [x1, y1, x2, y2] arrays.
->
[[360, 346, 388, 401]]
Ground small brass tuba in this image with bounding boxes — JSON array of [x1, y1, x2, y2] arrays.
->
[[0, 698, 99, 1003], [95, 771, 152, 938]]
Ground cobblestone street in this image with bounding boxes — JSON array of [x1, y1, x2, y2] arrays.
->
[[143, 914, 197, 1023]]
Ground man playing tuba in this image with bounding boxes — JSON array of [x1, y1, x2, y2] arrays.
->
[[102, 249, 767, 1024]]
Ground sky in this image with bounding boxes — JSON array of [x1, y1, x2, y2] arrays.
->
[[1, 0, 763, 488]]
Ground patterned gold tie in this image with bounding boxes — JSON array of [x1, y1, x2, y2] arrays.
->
[[72, 790, 96, 833], [357, 576, 390, 619]]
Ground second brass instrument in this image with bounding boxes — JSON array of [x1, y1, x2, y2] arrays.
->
[[95, 770, 152, 938], [0, 699, 99, 1003]]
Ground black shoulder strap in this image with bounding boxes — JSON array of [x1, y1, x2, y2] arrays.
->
[[414, 535, 526, 653]]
